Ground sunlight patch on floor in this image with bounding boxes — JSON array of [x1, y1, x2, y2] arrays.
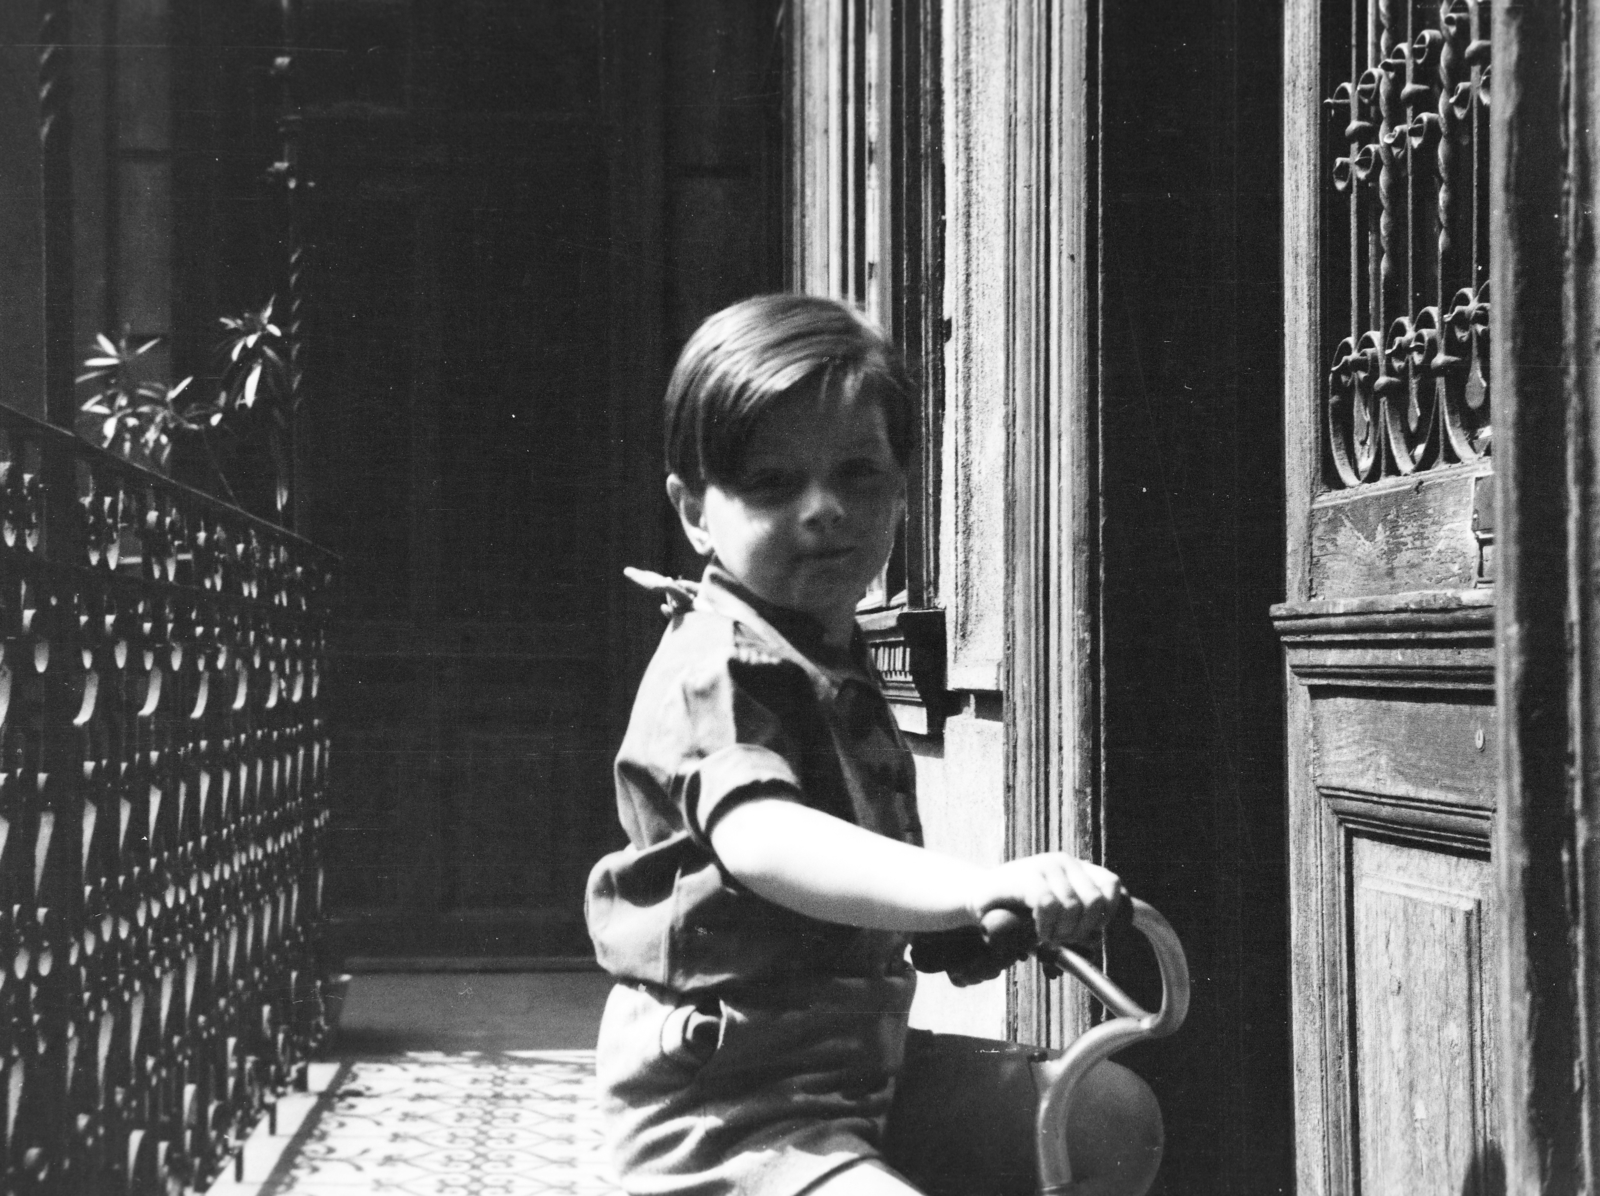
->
[[258, 1049, 621, 1195]]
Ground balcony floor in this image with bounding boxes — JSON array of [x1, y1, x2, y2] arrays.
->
[[241, 971, 620, 1196]]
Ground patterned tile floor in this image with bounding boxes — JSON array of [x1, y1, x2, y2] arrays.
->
[[258, 1049, 622, 1196], [233, 972, 623, 1196]]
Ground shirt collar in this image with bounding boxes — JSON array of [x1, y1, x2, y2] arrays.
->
[[694, 563, 878, 691]]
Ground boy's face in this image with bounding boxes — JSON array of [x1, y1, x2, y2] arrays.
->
[[668, 388, 906, 643]]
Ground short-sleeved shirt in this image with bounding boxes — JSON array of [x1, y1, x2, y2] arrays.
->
[[585, 565, 930, 1196], [585, 563, 923, 999]]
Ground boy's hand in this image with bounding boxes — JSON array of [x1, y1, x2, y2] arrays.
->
[[967, 855, 1126, 948]]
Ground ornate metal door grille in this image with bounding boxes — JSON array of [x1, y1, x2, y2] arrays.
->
[[1325, 0, 1491, 488]]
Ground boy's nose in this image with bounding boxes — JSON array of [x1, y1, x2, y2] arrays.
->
[[798, 481, 846, 527]]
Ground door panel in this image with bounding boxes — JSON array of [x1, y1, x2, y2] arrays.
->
[[1279, 1, 1501, 1192], [1311, 690, 1494, 806], [1351, 839, 1499, 1196], [1309, 472, 1485, 597]]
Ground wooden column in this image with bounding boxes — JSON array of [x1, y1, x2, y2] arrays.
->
[[1493, 1, 1600, 1190]]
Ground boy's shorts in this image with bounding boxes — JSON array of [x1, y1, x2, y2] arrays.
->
[[597, 983, 1044, 1196]]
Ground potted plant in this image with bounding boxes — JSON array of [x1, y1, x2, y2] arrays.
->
[[78, 299, 293, 516]]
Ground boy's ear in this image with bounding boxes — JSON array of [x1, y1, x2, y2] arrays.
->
[[666, 474, 716, 557]]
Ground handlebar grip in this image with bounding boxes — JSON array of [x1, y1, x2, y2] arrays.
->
[[980, 894, 1135, 952], [978, 906, 1034, 957]]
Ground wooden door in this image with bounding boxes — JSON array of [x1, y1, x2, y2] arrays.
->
[[1278, 2, 1503, 1193], [300, 1, 621, 959]]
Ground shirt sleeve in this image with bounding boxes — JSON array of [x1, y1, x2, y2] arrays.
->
[[670, 648, 813, 845]]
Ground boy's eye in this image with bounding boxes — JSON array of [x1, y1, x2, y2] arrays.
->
[[838, 457, 888, 484], [738, 470, 802, 500]]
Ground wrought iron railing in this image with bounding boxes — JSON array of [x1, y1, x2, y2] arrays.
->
[[1324, 0, 1492, 487], [0, 403, 334, 1193]]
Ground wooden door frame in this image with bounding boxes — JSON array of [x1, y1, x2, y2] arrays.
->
[[1001, 0, 1101, 1051], [1282, 7, 1335, 1191], [1492, 4, 1600, 1190]]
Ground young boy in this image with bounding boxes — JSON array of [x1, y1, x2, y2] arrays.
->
[[586, 294, 1162, 1196]]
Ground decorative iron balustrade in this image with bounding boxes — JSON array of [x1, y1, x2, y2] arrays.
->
[[0, 403, 334, 1193], [1325, 0, 1491, 487]]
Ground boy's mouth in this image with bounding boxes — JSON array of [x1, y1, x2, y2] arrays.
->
[[798, 545, 854, 563]]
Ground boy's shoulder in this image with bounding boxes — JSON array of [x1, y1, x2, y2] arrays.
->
[[649, 604, 806, 689], [621, 605, 819, 767]]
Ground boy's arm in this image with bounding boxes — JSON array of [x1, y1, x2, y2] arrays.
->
[[710, 796, 1123, 944]]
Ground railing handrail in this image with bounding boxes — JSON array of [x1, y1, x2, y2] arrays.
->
[[0, 400, 337, 563]]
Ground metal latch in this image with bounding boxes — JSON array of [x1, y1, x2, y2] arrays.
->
[[1472, 473, 1495, 585]]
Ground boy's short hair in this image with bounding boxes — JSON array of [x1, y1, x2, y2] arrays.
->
[[664, 294, 916, 492]]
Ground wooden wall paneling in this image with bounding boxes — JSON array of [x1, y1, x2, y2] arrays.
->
[[1492, 0, 1600, 1188], [940, 0, 1006, 694]]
